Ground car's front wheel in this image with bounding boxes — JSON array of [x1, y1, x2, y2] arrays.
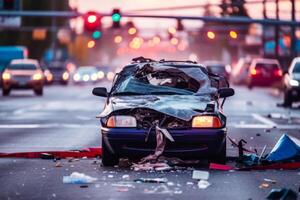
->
[[101, 137, 119, 167], [2, 88, 10, 96], [34, 87, 43, 96], [283, 90, 292, 107], [210, 142, 226, 164]]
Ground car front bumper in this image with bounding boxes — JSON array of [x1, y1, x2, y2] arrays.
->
[[3, 79, 43, 89], [101, 127, 226, 159]]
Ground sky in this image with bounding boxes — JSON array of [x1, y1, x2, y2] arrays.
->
[[69, 0, 300, 29]]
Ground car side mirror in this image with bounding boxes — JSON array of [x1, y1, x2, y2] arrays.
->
[[92, 87, 108, 97], [218, 88, 235, 98]]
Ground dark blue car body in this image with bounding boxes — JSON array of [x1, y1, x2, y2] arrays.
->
[[94, 58, 232, 166]]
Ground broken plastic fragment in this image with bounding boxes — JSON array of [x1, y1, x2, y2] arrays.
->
[[197, 180, 211, 189], [63, 172, 97, 184], [266, 134, 300, 162], [266, 188, 297, 200], [134, 177, 167, 183], [192, 170, 209, 180]]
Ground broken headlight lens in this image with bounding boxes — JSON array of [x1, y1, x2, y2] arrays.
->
[[107, 116, 137, 128], [192, 116, 222, 128]]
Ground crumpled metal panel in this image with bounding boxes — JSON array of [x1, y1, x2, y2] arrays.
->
[[99, 95, 211, 121], [99, 63, 216, 121]]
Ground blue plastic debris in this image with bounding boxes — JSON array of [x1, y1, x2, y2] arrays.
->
[[266, 134, 300, 162]]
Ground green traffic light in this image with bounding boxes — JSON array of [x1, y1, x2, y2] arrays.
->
[[112, 13, 121, 22], [92, 31, 102, 39]]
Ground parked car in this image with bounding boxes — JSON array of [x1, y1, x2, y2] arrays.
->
[[2, 59, 44, 96], [246, 58, 282, 89], [203, 61, 231, 81], [92, 57, 234, 166], [0, 46, 28, 88], [231, 57, 252, 85], [282, 57, 300, 107], [73, 66, 99, 84]]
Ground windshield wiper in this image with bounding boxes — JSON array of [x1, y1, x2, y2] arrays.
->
[[149, 91, 184, 95], [113, 91, 144, 96]]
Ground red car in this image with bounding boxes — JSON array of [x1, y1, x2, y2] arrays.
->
[[247, 58, 282, 89]]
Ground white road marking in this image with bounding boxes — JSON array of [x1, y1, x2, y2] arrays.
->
[[251, 113, 278, 127], [229, 123, 300, 129], [0, 123, 97, 129]]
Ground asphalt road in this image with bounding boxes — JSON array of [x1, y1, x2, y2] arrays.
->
[[0, 82, 300, 200]]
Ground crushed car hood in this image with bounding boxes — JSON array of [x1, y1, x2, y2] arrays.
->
[[98, 95, 213, 121]]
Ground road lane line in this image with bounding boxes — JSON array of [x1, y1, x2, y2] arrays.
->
[[229, 123, 300, 129], [252, 113, 278, 127], [0, 124, 97, 129]]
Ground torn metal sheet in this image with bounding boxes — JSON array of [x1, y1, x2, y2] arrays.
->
[[98, 63, 217, 121], [98, 95, 211, 121]]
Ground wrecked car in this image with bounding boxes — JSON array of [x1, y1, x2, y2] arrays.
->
[[92, 57, 234, 166]]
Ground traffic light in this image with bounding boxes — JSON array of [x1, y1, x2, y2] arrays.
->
[[84, 11, 101, 32], [111, 9, 121, 28], [3, 0, 14, 10], [92, 31, 102, 40]]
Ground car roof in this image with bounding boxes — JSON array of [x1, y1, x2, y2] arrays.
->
[[292, 57, 300, 63], [202, 61, 226, 67], [252, 58, 279, 64], [10, 59, 39, 66]]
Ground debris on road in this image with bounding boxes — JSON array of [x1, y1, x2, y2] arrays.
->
[[55, 162, 62, 167], [197, 180, 211, 189], [192, 170, 209, 180], [263, 179, 277, 184], [63, 172, 98, 184], [209, 163, 234, 171], [259, 182, 270, 189], [134, 177, 167, 183], [266, 188, 298, 200], [265, 134, 300, 162]]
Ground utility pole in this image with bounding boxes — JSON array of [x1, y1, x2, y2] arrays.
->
[[262, 0, 267, 57], [291, 0, 296, 58], [51, 0, 57, 58], [275, 0, 279, 58]]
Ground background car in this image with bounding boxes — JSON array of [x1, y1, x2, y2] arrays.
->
[[40, 63, 53, 84], [92, 58, 234, 166], [282, 57, 300, 107], [73, 66, 99, 84], [246, 58, 282, 89], [231, 57, 252, 85], [46, 61, 70, 85], [2, 59, 44, 96], [203, 61, 231, 81]]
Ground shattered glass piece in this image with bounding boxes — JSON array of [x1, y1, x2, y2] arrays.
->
[[197, 180, 211, 189], [266, 134, 300, 162], [63, 172, 97, 184]]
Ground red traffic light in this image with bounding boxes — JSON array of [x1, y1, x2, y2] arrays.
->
[[84, 11, 101, 32]]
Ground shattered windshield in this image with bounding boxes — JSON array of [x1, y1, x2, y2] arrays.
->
[[112, 64, 216, 96]]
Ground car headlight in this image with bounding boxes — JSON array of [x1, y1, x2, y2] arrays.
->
[[83, 74, 90, 81], [2, 72, 11, 80], [97, 71, 105, 79], [290, 79, 299, 87], [73, 73, 80, 81], [192, 115, 222, 128], [91, 73, 98, 81], [62, 71, 69, 81], [32, 73, 42, 80], [106, 116, 137, 128]]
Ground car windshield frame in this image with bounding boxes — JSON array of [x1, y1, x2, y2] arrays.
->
[[110, 64, 216, 97]]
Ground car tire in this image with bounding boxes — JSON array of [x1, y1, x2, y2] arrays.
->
[[2, 88, 10, 96], [101, 137, 119, 167], [283, 90, 292, 107], [210, 142, 226, 164], [34, 88, 43, 96]]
